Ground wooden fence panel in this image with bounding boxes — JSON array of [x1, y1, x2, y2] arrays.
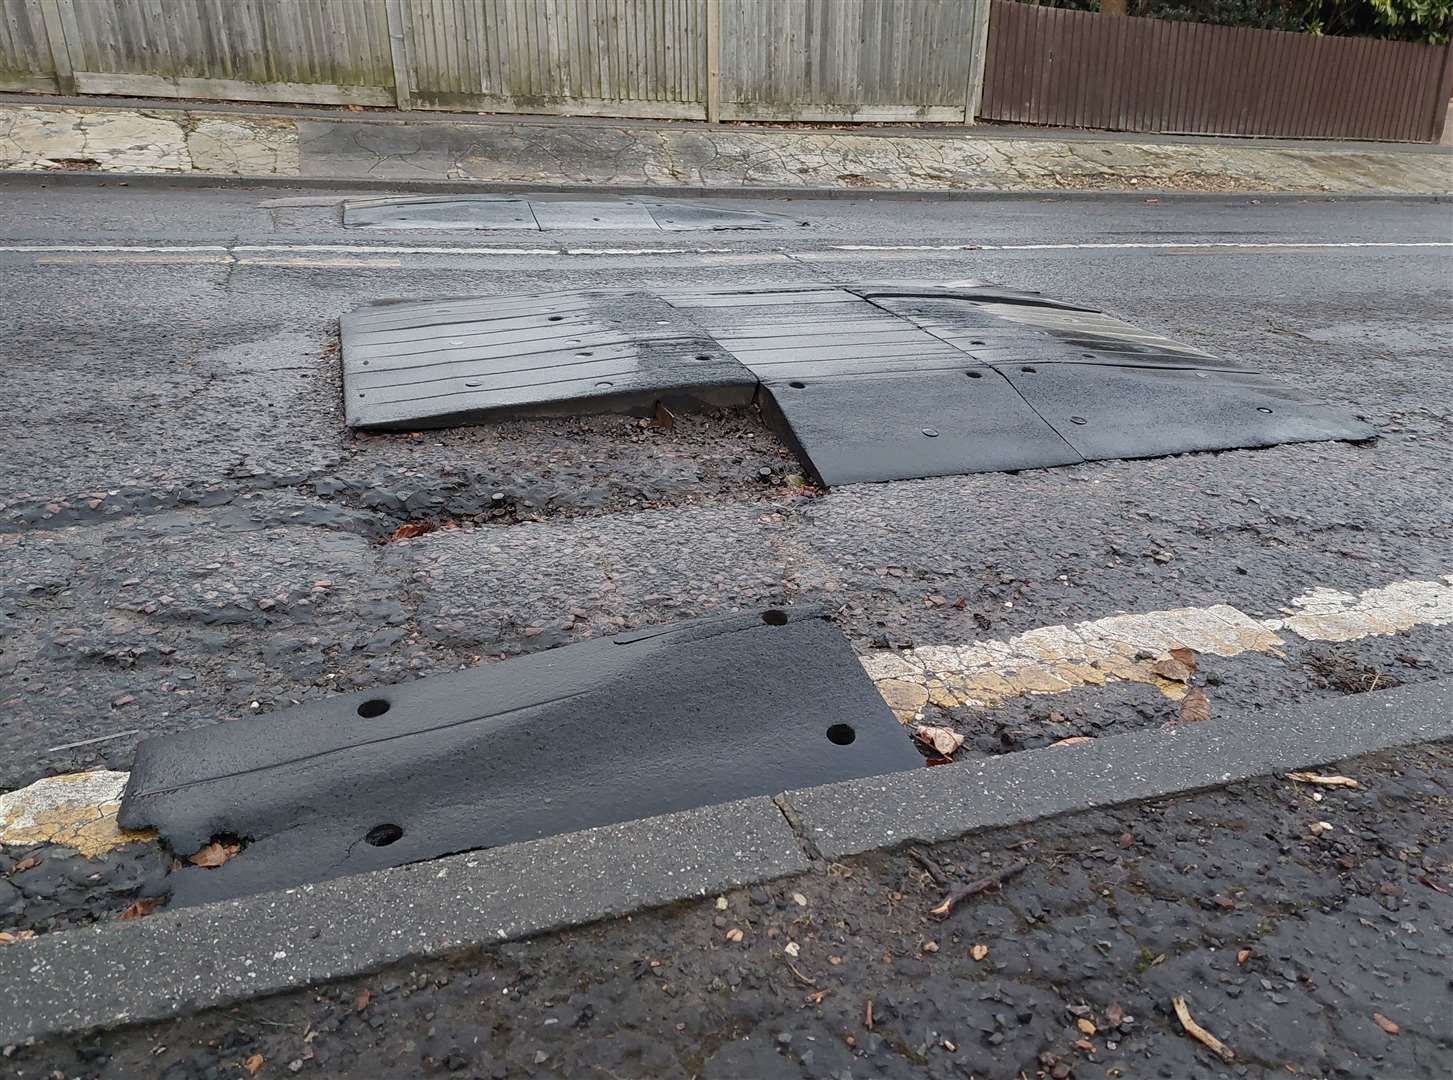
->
[[403, 0, 706, 118], [62, 0, 397, 106], [980, 0, 1453, 142], [718, 0, 989, 122], [0, 0, 57, 91]]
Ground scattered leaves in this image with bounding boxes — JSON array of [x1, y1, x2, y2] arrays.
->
[[1106, 1003, 1124, 1025], [386, 520, 437, 543], [725, 928, 744, 943], [0, 929, 37, 944], [1176, 687, 1211, 725], [119, 897, 161, 920], [1169, 646, 1197, 672], [784, 941, 800, 957], [243, 1054, 264, 1076], [970, 943, 989, 961], [1236, 948, 1251, 965], [1286, 772, 1362, 789], [354, 990, 372, 1013], [188, 840, 240, 868], [1309, 821, 1334, 836], [864, 999, 874, 1030], [1049, 736, 1093, 748], [1171, 995, 1234, 1061], [1074, 1038, 1095, 1052], [920, 940, 939, 954], [1076, 1018, 1097, 1035], [1372, 1012, 1400, 1036], [11, 856, 39, 873], [914, 725, 964, 756]]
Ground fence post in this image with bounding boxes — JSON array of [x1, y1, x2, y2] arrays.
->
[[964, 0, 992, 123], [385, 0, 413, 110], [37, 0, 77, 94], [705, 0, 721, 122], [1431, 40, 1453, 142]]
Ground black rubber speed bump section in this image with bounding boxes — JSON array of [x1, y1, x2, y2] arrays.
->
[[759, 371, 1080, 486], [341, 290, 753, 428], [996, 363, 1376, 460], [118, 609, 920, 908], [342, 194, 801, 232], [340, 282, 1376, 484]]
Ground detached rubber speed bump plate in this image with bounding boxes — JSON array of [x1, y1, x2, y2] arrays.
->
[[342, 194, 803, 231], [340, 283, 1375, 485], [119, 609, 920, 908]]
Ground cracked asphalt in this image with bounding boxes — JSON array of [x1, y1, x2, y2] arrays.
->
[[1, 179, 1450, 1075]]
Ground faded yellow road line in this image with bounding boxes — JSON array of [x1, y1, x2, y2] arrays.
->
[[864, 575, 1453, 723]]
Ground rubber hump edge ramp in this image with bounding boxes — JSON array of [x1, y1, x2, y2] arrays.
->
[[119, 608, 921, 908]]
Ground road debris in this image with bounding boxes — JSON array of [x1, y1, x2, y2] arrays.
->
[[1372, 1012, 1400, 1036], [1286, 771, 1362, 789], [188, 839, 241, 868], [930, 858, 1030, 919], [1171, 995, 1234, 1061], [913, 725, 964, 756], [1176, 687, 1212, 724], [970, 943, 989, 961]]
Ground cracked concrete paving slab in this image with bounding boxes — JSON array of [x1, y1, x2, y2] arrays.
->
[[0, 105, 297, 176], [3, 103, 1448, 192]]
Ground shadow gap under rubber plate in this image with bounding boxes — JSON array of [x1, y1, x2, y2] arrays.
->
[[339, 282, 1375, 486], [119, 609, 920, 908]]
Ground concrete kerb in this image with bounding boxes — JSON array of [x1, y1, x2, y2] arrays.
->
[[2, 678, 1450, 1046]]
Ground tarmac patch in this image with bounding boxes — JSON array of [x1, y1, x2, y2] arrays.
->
[[341, 194, 803, 232]]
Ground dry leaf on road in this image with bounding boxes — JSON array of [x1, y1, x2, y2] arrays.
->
[[188, 840, 240, 868], [1176, 687, 1211, 724], [970, 943, 989, 961], [1049, 736, 1093, 748], [354, 989, 373, 1012], [1169, 647, 1197, 672], [1286, 771, 1362, 789], [1372, 1012, 1400, 1036], [243, 1054, 264, 1076], [1172, 995, 1234, 1061], [119, 897, 160, 920], [914, 725, 964, 756], [1151, 656, 1193, 682], [1076, 1018, 1096, 1035]]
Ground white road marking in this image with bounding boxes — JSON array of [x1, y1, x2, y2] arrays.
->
[[0, 240, 1447, 261], [831, 241, 1453, 252], [865, 574, 1453, 722]]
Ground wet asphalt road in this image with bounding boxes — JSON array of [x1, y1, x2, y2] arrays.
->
[[1, 181, 1450, 789], [0, 179, 1452, 1075], [14, 741, 1453, 1079]]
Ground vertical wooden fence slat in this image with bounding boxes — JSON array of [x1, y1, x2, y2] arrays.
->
[[977, 1, 1451, 142]]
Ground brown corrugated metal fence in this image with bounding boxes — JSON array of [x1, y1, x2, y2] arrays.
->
[[980, 0, 1453, 142]]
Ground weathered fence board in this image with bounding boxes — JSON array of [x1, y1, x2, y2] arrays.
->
[[980, 0, 1453, 142], [0, 0, 58, 91], [63, 0, 396, 106], [403, 0, 706, 117], [718, 0, 988, 121]]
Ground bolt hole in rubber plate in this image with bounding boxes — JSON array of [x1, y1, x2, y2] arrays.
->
[[118, 610, 920, 908], [994, 363, 1375, 461]]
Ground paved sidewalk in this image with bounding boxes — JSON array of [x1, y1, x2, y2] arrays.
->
[[2, 96, 1449, 194]]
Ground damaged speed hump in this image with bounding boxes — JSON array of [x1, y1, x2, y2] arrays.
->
[[340, 283, 1374, 486], [118, 609, 921, 907]]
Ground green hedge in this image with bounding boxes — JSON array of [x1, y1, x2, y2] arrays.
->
[[1036, 1, 1451, 43]]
